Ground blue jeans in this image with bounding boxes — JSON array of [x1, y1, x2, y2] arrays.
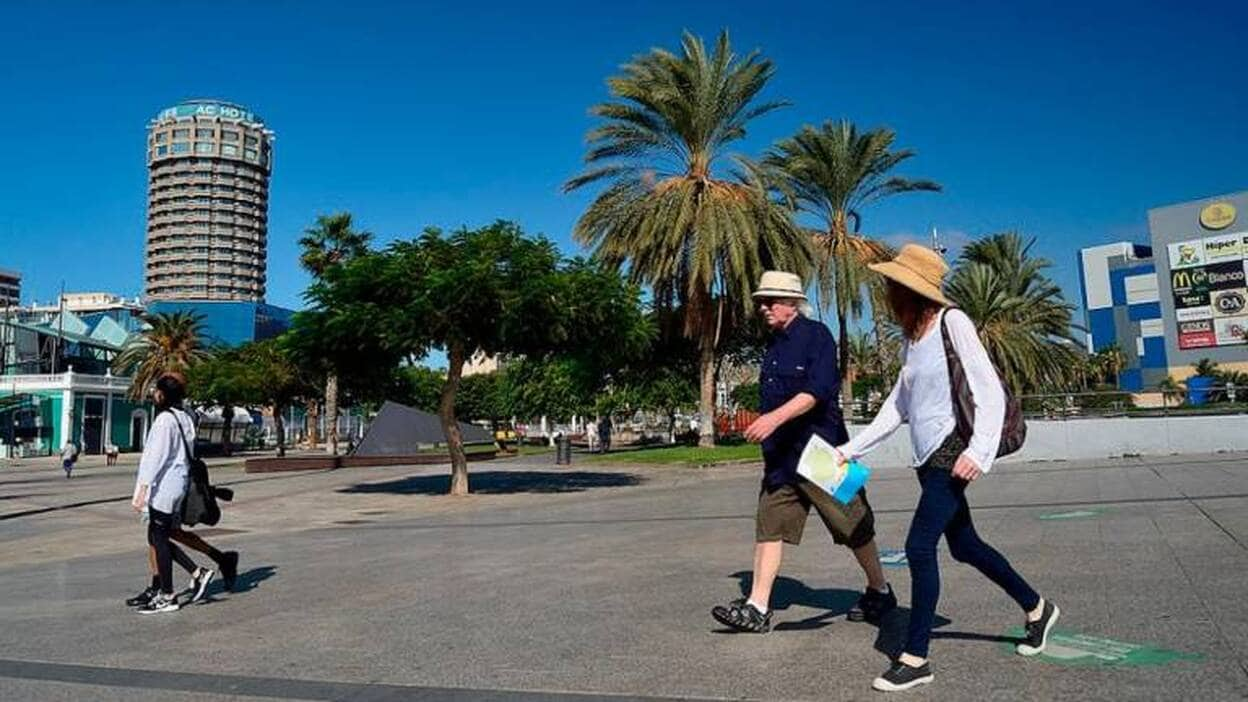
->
[[904, 435, 1040, 658]]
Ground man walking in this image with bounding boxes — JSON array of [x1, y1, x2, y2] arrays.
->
[[712, 271, 895, 633]]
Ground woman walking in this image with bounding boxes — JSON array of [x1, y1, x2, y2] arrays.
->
[[130, 373, 199, 614], [834, 244, 1059, 692]]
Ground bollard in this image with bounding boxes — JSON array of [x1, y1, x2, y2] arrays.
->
[[555, 435, 572, 465]]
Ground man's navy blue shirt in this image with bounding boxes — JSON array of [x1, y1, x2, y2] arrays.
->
[[759, 314, 848, 489]]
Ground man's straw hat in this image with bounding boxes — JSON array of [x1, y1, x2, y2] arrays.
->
[[752, 271, 807, 301], [868, 244, 953, 307]]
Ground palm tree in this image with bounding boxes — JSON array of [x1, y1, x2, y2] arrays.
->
[[112, 312, 211, 401], [298, 212, 372, 455], [763, 121, 939, 404], [564, 30, 810, 447], [1094, 344, 1128, 388], [945, 232, 1082, 394]]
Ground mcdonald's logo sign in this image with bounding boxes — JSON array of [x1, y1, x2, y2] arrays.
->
[[1171, 267, 1209, 294]]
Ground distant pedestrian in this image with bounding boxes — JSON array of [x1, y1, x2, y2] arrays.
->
[[106, 443, 120, 466], [585, 418, 598, 453], [60, 440, 80, 478], [597, 415, 612, 453], [837, 245, 1058, 693]]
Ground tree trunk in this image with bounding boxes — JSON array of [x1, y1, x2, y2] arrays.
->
[[306, 400, 320, 448], [325, 373, 339, 456], [836, 305, 852, 412], [698, 338, 716, 448], [273, 404, 286, 458], [221, 405, 235, 456], [440, 341, 469, 496]]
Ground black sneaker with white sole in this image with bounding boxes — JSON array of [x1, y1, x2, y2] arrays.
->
[[136, 592, 180, 614], [848, 584, 897, 623], [711, 600, 772, 633], [125, 586, 158, 607], [187, 568, 215, 604], [872, 661, 934, 692], [1016, 599, 1059, 656]]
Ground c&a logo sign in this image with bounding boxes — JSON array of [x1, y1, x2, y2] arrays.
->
[[1213, 290, 1247, 317]]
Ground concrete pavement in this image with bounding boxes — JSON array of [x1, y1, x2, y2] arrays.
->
[[1, 450, 1246, 700]]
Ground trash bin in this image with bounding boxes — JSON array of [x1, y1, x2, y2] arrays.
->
[[1187, 375, 1214, 406], [555, 435, 572, 465]]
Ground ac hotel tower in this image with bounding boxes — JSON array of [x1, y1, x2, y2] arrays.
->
[[144, 100, 274, 302]]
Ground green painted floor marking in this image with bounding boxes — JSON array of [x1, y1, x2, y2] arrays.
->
[[1001, 627, 1203, 667], [1037, 508, 1107, 521]]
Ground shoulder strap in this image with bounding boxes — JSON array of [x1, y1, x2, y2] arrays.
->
[[161, 408, 195, 463]]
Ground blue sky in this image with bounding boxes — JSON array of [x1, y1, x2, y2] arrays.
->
[[2, 0, 1246, 322]]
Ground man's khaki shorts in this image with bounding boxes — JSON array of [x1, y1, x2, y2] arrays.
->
[[756, 479, 875, 548]]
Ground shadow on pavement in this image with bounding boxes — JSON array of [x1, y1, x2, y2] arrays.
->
[[227, 565, 277, 594], [0, 493, 51, 501], [337, 471, 644, 495]]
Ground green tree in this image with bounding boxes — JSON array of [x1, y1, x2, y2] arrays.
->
[[243, 338, 310, 457], [186, 347, 252, 455], [945, 232, 1083, 394], [112, 312, 212, 401], [730, 382, 761, 412], [564, 30, 811, 447], [388, 365, 445, 413], [298, 212, 373, 455], [763, 121, 938, 402], [311, 221, 650, 495], [456, 372, 507, 424]]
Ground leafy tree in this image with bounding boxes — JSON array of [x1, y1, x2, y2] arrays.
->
[[763, 121, 938, 402], [565, 30, 811, 447], [945, 232, 1082, 394], [242, 338, 310, 457], [112, 312, 212, 401], [186, 347, 252, 455], [730, 382, 761, 412], [297, 212, 373, 455], [389, 365, 446, 413], [456, 372, 507, 424], [311, 221, 650, 495]]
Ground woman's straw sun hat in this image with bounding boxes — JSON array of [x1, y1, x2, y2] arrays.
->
[[867, 244, 953, 307]]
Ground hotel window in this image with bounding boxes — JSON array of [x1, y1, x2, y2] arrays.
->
[[154, 132, 167, 143], [173, 128, 190, 139], [194, 142, 214, 154], [171, 142, 190, 154], [195, 128, 214, 138], [222, 131, 239, 141], [221, 144, 238, 156], [244, 135, 258, 147], [244, 148, 258, 161]]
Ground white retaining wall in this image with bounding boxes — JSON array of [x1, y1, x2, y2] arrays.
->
[[849, 415, 1248, 468]]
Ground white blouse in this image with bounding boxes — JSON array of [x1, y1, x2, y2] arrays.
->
[[837, 308, 1005, 473], [136, 408, 197, 514]]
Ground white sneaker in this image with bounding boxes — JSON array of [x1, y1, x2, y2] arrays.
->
[[137, 592, 180, 614]]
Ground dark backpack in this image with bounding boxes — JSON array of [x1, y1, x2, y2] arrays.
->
[[939, 311, 1026, 458], [166, 410, 222, 527]]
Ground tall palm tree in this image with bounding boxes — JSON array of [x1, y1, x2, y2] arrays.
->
[[112, 312, 211, 401], [945, 232, 1082, 394], [298, 212, 372, 455], [564, 30, 810, 447], [763, 121, 940, 404]]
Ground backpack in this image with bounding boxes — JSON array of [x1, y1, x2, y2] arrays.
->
[[939, 311, 1026, 458], [166, 410, 222, 527]]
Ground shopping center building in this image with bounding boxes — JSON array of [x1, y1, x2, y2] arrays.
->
[[1079, 190, 1248, 390]]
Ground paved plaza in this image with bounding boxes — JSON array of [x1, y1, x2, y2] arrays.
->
[[1, 449, 1247, 701]]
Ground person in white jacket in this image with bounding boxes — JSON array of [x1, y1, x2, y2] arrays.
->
[[835, 245, 1059, 693], [130, 373, 199, 614]]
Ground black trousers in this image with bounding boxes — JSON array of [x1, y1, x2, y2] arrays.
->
[[148, 507, 195, 594]]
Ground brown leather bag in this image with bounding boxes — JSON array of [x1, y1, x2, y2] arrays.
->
[[939, 311, 1026, 458]]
